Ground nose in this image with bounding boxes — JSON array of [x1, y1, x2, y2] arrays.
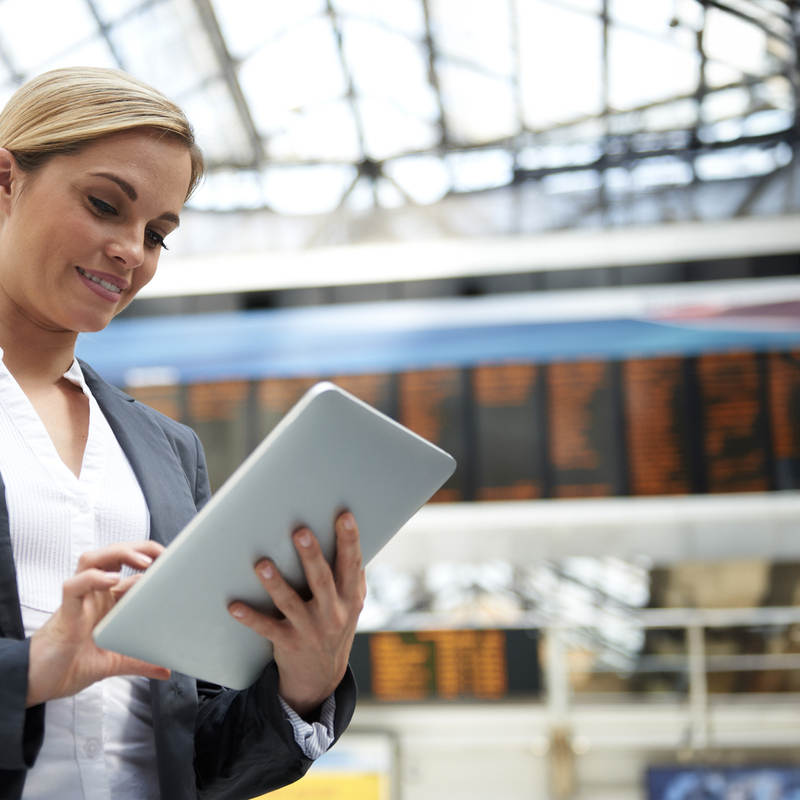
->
[[105, 227, 146, 269]]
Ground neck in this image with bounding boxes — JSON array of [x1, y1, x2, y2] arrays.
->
[[0, 314, 78, 389]]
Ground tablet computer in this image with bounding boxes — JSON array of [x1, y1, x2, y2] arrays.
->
[[93, 381, 456, 689]]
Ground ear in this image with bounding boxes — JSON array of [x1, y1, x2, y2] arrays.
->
[[0, 148, 22, 218]]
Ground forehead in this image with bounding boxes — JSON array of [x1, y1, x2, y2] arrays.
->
[[45, 130, 192, 208]]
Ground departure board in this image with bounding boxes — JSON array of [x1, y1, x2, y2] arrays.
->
[[186, 381, 250, 491], [472, 364, 544, 500], [256, 376, 320, 440], [696, 352, 770, 493], [126, 384, 183, 422], [399, 369, 467, 502], [547, 361, 619, 498], [624, 358, 693, 496], [768, 350, 800, 490], [329, 373, 397, 420], [348, 629, 540, 701]]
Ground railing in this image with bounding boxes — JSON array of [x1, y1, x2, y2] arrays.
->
[[543, 606, 800, 750]]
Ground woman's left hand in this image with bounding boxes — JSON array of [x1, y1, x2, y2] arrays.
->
[[228, 511, 366, 717]]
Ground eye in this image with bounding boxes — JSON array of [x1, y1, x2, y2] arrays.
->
[[89, 195, 116, 215], [145, 229, 169, 251]]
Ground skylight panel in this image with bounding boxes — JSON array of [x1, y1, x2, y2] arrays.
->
[[438, 63, 518, 144], [36, 36, 118, 73], [0, 0, 98, 73], [266, 100, 362, 162], [610, 0, 680, 35], [342, 18, 438, 121], [111, 0, 218, 98], [429, 0, 515, 79], [91, 0, 149, 24], [703, 7, 771, 79], [331, 0, 426, 39], [357, 97, 440, 161], [445, 148, 514, 193], [212, 0, 326, 60], [638, 99, 698, 133], [518, 1, 603, 130], [608, 27, 699, 111], [261, 163, 356, 214], [180, 78, 254, 166], [384, 155, 451, 205], [238, 16, 348, 133]]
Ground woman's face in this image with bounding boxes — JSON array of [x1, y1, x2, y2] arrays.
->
[[0, 128, 192, 334]]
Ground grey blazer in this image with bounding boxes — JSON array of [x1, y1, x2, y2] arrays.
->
[[0, 361, 356, 800]]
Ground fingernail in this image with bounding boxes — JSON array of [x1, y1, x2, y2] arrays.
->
[[258, 562, 274, 580], [341, 513, 355, 531], [105, 572, 121, 582], [230, 605, 245, 618], [297, 530, 312, 548], [136, 554, 153, 566]]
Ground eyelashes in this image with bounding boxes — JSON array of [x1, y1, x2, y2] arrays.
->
[[88, 195, 169, 251]]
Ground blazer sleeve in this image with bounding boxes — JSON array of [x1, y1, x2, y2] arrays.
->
[[0, 638, 44, 772], [193, 663, 357, 800]]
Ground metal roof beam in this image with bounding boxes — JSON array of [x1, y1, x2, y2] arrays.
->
[[191, 0, 265, 168]]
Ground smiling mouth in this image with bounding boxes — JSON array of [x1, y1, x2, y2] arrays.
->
[[77, 267, 123, 294]]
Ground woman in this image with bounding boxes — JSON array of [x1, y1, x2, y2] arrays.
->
[[0, 67, 365, 799]]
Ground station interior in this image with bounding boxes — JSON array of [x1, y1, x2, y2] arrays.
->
[[9, 1, 800, 798]]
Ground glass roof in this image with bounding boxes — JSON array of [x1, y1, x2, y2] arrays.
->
[[0, 0, 795, 215]]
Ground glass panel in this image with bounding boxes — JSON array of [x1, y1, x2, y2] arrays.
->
[[180, 78, 254, 166], [0, 0, 97, 73], [518, 1, 603, 129], [212, 0, 326, 59], [238, 16, 348, 128], [608, 27, 699, 112], [265, 100, 362, 163], [358, 97, 440, 161], [91, 0, 149, 23], [260, 163, 356, 214], [437, 63, 518, 144], [445, 148, 514, 192], [383, 155, 451, 204], [704, 7, 771, 80], [343, 19, 438, 121], [111, 0, 217, 98], [332, 0, 426, 39], [430, 0, 514, 76], [35, 35, 118, 74]]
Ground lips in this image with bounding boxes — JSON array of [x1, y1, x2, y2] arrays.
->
[[76, 267, 125, 294]]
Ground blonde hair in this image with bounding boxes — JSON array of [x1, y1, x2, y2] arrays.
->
[[0, 67, 205, 199]]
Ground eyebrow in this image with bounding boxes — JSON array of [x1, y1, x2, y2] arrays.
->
[[90, 172, 181, 227]]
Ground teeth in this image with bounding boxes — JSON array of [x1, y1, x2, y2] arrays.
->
[[78, 267, 121, 294]]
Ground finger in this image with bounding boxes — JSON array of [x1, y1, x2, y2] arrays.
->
[[333, 512, 365, 602], [110, 573, 142, 600], [104, 652, 172, 682], [76, 541, 165, 574], [252, 559, 310, 627], [60, 569, 121, 619], [228, 601, 286, 644], [292, 527, 336, 602]]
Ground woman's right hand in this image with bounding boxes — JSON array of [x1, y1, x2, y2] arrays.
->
[[26, 541, 171, 708]]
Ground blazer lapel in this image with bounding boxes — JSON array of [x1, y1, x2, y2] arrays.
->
[[80, 362, 197, 547], [0, 476, 23, 639]]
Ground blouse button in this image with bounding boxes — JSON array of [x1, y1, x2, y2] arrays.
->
[[83, 738, 101, 759]]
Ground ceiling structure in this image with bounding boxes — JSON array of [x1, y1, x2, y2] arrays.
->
[[0, 0, 797, 224]]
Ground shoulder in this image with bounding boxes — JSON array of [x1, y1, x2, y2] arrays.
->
[[78, 359, 205, 469]]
